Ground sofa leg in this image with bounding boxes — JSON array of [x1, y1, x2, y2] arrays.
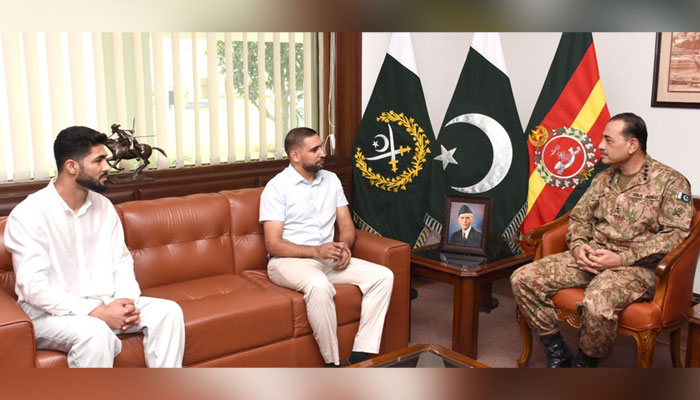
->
[[634, 330, 657, 368], [516, 307, 533, 368]]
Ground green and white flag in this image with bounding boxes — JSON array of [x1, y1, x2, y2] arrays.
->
[[424, 33, 528, 252], [352, 33, 436, 247]]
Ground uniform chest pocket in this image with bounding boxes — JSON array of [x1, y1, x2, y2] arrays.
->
[[623, 192, 661, 227]]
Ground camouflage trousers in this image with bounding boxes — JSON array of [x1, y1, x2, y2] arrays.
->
[[510, 251, 657, 358]]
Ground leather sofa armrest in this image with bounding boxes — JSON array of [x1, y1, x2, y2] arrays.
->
[[0, 288, 36, 367], [352, 229, 410, 353]]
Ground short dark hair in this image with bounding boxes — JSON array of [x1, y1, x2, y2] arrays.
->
[[610, 112, 647, 153], [54, 126, 109, 172], [284, 127, 318, 155]]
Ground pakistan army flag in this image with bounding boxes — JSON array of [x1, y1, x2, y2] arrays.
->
[[425, 33, 528, 250], [353, 33, 436, 247]]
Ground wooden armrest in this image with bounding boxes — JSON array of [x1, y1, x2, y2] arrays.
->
[[522, 211, 571, 247]]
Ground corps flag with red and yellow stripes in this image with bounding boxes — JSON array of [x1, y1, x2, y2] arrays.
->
[[519, 33, 610, 235]]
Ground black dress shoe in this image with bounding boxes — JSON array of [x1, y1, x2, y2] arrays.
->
[[347, 351, 370, 365]]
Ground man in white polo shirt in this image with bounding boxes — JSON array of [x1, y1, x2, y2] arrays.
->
[[259, 127, 394, 367]]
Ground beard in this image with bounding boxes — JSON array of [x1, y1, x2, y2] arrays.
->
[[76, 170, 108, 193], [302, 159, 324, 173]]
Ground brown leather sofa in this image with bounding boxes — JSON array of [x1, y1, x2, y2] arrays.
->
[[0, 187, 410, 367]]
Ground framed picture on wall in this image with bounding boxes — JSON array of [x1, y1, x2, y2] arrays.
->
[[441, 196, 490, 256], [651, 32, 700, 108]]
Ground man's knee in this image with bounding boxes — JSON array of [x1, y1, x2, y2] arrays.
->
[[73, 317, 120, 353], [142, 298, 184, 327], [510, 264, 534, 295], [305, 276, 336, 300], [580, 292, 616, 321], [376, 266, 394, 288]]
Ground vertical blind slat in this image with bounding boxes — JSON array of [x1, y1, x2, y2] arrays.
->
[[288, 32, 296, 135], [191, 32, 201, 166], [1, 32, 31, 181], [273, 33, 282, 160], [68, 32, 87, 126], [92, 33, 108, 134], [22, 33, 49, 180], [225, 32, 235, 163], [152, 32, 169, 169], [206, 33, 220, 165], [318, 33, 326, 141], [171, 32, 184, 168], [45, 32, 67, 140], [132, 33, 147, 145], [243, 33, 251, 162], [257, 33, 267, 161], [112, 33, 128, 126], [303, 33, 312, 128]]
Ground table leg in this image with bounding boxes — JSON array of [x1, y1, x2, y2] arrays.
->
[[452, 277, 480, 358], [687, 322, 700, 368], [479, 281, 493, 313]]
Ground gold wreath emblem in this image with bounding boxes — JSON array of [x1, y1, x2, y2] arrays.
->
[[529, 125, 548, 147], [354, 111, 431, 192]]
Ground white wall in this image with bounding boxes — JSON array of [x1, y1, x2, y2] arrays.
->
[[362, 32, 700, 292]]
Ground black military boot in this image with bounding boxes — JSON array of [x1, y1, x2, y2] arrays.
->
[[539, 332, 573, 368], [572, 350, 599, 368]]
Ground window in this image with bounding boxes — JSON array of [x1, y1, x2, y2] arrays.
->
[[0, 32, 325, 183]]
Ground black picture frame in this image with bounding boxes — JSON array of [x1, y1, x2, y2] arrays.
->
[[441, 196, 491, 256], [651, 32, 700, 108]]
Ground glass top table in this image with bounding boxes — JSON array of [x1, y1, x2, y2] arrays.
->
[[347, 344, 489, 368]]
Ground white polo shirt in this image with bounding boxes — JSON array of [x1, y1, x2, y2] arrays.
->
[[259, 164, 348, 246], [4, 179, 141, 319]]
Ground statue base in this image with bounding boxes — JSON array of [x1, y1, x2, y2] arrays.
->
[[107, 173, 155, 184]]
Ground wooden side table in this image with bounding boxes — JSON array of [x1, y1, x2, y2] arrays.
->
[[685, 303, 700, 367]]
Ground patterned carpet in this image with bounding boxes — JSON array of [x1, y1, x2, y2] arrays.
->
[[408, 275, 688, 368]]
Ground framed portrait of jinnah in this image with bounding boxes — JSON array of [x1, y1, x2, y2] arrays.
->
[[441, 196, 491, 256]]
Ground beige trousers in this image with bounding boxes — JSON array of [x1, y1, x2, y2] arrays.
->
[[267, 256, 393, 365]]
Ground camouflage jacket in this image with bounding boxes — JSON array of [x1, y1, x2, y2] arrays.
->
[[567, 154, 694, 267]]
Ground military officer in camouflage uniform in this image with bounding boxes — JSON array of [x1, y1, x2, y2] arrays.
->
[[511, 113, 694, 368]]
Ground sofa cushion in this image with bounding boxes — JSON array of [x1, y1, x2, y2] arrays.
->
[[116, 193, 234, 289], [142, 274, 294, 365], [219, 188, 270, 275], [242, 270, 362, 337]]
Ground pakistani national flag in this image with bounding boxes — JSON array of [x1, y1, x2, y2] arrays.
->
[[352, 33, 436, 247], [423, 33, 528, 250], [519, 33, 610, 235]]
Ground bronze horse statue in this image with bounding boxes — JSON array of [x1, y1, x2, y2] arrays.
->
[[105, 123, 167, 178]]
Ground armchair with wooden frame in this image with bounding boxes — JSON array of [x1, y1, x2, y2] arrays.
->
[[516, 198, 700, 368]]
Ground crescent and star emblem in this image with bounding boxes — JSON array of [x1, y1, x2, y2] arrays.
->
[[435, 113, 513, 194], [366, 123, 412, 172]]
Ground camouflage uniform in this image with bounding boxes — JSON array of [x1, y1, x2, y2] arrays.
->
[[511, 154, 694, 357]]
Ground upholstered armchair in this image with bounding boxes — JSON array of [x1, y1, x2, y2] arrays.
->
[[516, 199, 700, 368]]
